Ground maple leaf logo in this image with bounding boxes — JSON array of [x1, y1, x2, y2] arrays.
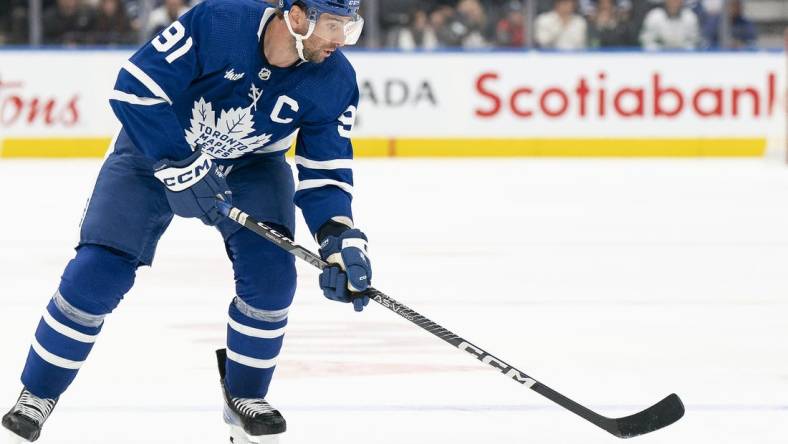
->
[[184, 97, 273, 158], [185, 98, 214, 149]]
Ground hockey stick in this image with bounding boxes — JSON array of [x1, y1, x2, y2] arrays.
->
[[217, 201, 685, 438]]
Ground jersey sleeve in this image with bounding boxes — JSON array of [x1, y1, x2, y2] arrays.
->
[[109, 3, 215, 161], [294, 86, 359, 237]]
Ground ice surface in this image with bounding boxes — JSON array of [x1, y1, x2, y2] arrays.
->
[[1, 158, 786, 443]]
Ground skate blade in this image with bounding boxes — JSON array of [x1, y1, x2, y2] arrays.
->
[[4, 430, 28, 444], [229, 425, 281, 444]]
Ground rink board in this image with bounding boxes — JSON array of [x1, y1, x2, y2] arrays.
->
[[0, 50, 784, 157]]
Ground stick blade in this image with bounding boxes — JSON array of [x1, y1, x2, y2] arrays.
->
[[609, 394, 685, 439]]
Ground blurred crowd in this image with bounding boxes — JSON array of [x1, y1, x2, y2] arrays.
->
[[0, 0, 761, 48], [0, 0, 194, 45], [383, 0, 758, 50]]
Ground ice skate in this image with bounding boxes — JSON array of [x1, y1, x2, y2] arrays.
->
[[1, 390, 58, 443], [217, 349, 286, 444]]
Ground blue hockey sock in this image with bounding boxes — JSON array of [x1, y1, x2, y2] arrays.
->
[[20, 245, 137, 399], [21, 294, 103, 399], [223, 226, 295, 399], [224, 300, 288, 399]]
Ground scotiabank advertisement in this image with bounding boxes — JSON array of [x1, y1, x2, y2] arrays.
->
[[348, 52, 785, 138], [0, 50, 785, 157]]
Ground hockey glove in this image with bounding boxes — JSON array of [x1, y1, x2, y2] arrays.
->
[[318, 228, 372, 312], [153, 151, 232, 226]]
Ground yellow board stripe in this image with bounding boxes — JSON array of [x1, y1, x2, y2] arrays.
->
[[2, 138, 111, 158], [385, 138, 767, 157], [0, 137, 766, 158]]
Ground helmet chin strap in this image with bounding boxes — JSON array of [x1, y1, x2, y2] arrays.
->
[[283, 10, 316, 63]]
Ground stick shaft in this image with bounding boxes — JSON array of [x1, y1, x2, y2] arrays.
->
[[220, 204, 624, 434]]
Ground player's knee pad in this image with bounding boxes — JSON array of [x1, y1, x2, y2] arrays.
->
[[226, 225, 296, 313], [58, 244, 139, 316]]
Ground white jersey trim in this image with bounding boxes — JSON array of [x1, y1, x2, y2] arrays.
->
[[42, 311, 98, 344], [258, 8, 277, 40], [31, 338, 84, 370], [110, 90, 168, 106], [121, 60, 173, 105], [228, 317, 286, 339], [104, 128, 121, 159], [295, 156, 353, 170], [254, 130, 297, 155], [298, 179, 354, 195], [226, 348, 277, 369]]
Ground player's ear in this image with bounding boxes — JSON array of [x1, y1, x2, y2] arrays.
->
[[289, 3, 307, 27]]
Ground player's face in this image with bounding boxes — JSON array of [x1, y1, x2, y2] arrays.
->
[[302, 35, 341, 64], [302, 14, 351, 64]]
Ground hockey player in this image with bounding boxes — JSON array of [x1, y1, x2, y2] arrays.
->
[[2, 0, 371, 442]]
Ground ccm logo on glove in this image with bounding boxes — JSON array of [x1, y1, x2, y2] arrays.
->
[[152, 150, 231, 226], [154, 153, 216, 192]]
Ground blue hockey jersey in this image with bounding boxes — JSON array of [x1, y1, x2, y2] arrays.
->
[[109, 0, 359, 235]]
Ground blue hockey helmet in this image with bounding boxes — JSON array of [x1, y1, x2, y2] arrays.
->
[[278, 0, 364, 60], [278, 0, 361, 19]]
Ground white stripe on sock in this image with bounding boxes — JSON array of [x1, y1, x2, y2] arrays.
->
[[31, 338, 84, 370], [43, 310, 97, 343], [226, 348, 277, 369], [228, 317, 286, 339]]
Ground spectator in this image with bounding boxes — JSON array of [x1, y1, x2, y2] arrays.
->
[[42, 0, 95, 45], [639, 0, 699, 49], [495, 1, 527, 47], [702, 0, 756, 48], [146, 0, 190, 39], [379, 0, 418, 33], [435, 0, 490, 48], [685, 0, 706, 24], [429, 5, 454, 46], [588, 0, 638, 47], [535, 0, 587, 49], [0, 0, 29, 44], [90, 0, 136, 44], [120, 0, 145, 32], [393, 9, 439, 50], [0, 1, 9, 44]]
